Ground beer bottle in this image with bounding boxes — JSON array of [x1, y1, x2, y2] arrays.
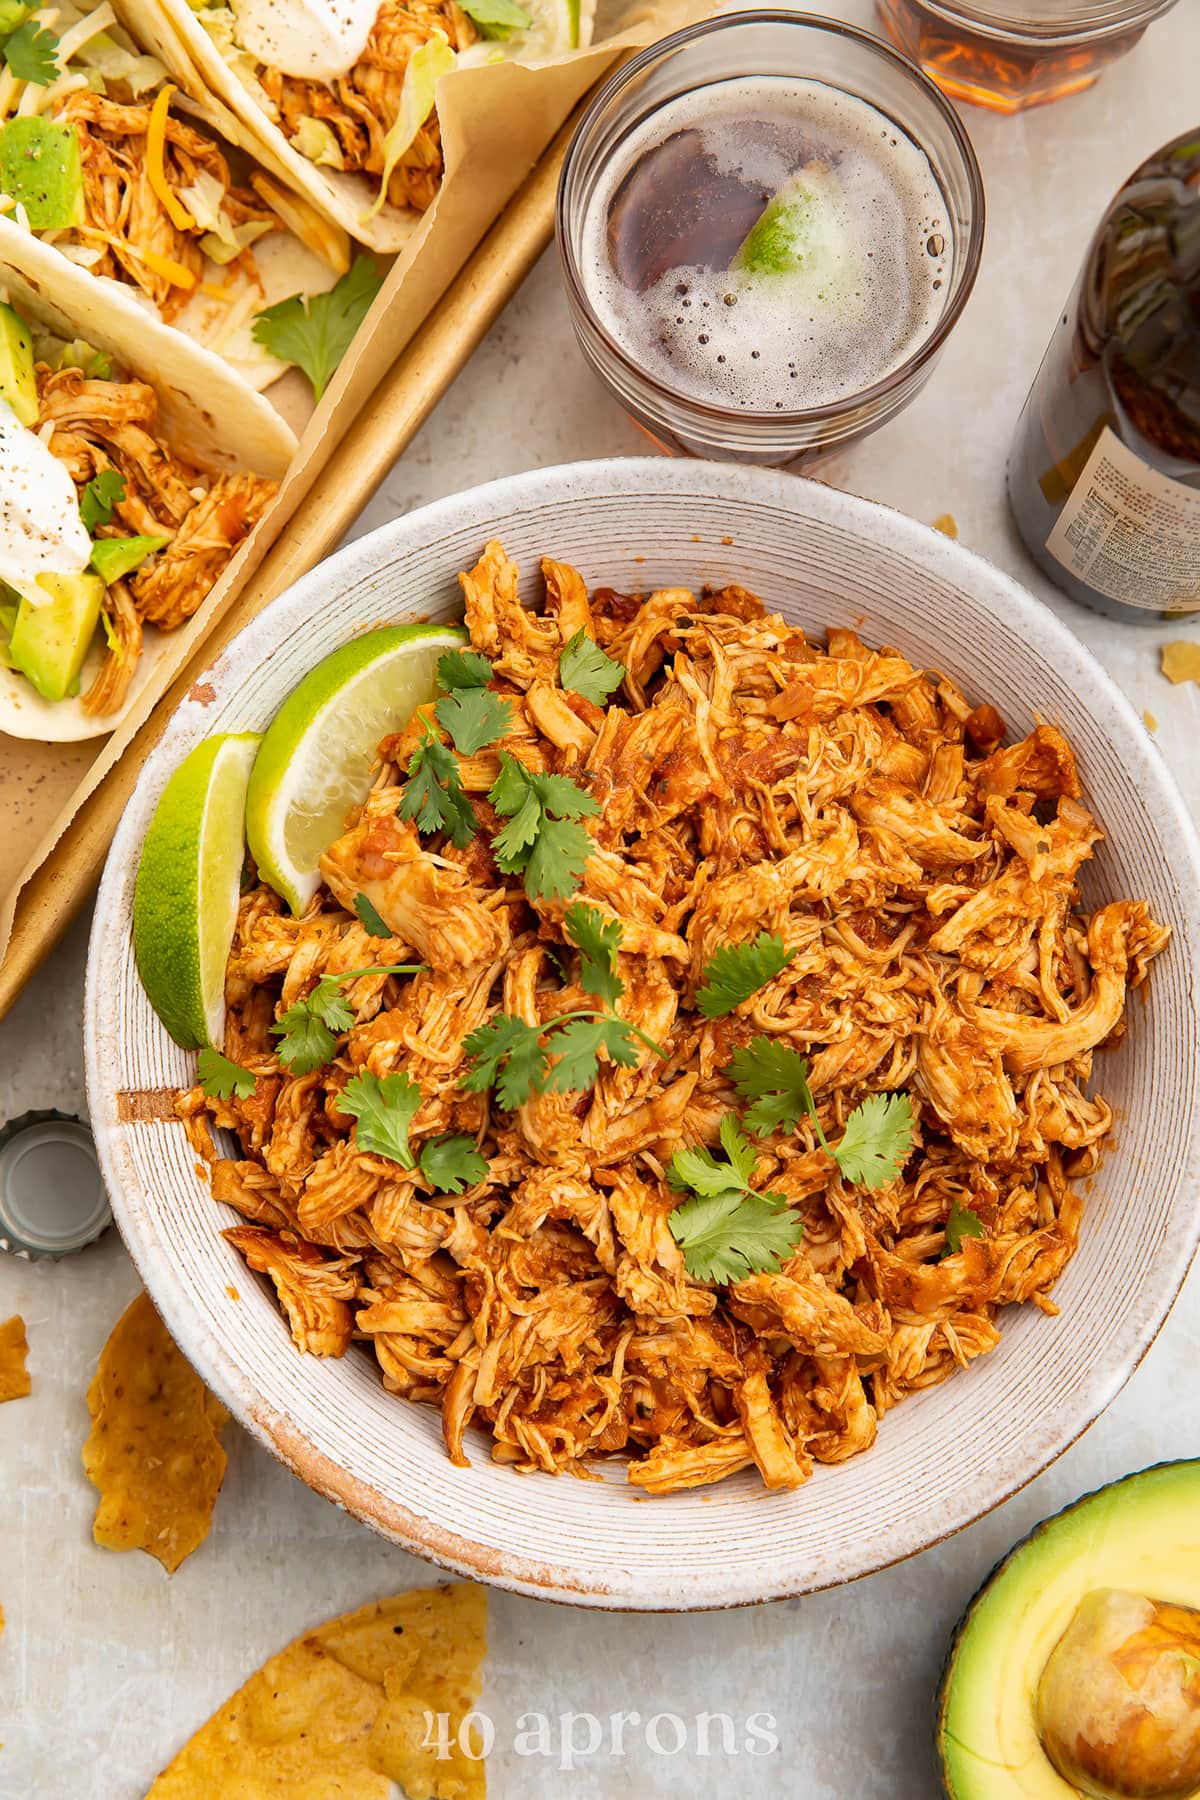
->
[[1008, 127, 1200, 621]]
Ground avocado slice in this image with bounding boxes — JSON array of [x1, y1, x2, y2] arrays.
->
[[938, 1460, 1200, 1799], [8, 571, 105, 702], [0, 299, 37, 427]]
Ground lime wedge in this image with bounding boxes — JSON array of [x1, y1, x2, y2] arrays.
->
[[133, 732, 261, 1051], [245, 622, 465, 917], [734, 170, 854, 284]]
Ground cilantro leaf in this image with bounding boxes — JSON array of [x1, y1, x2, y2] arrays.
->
[[2, 17, 59, 85], [272, 964, 422, 1073], [726, 1037, 825, 1142], [436, 648, 493, 690], [458, 0, 531, 36], [251, 255, 382, 402], [668, 1113, 761, 1200], [79, 469, 125, 532], [563, 902, 623, 1008], [944, 1196, 985, 1257], [668, 1188, 805, 1285], [460, 1012, 549, 1110], [340, 1070, 422, 1168], [832, 1092, 915, 1190], [559, 629, 625, 706], [543, 1014, 640, 1092], [399, 725, 477, 847], [196, 1047, 257, 1101], [435, 684, 513, 755], [695, 932, 797, 1019], [418, 1133, 489, 1194], [354, 892, 392, 938], [488, 753, 598, 901]]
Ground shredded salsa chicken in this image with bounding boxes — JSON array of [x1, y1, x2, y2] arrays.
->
[[39, 362, 275, 712], [259, 0, 477, 212], [183, 544, 1168, 1495]]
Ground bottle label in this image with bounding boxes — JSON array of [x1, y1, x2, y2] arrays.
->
[[1044, 425, 1200, 613]]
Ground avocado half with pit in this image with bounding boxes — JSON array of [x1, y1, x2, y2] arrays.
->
[[938, 1461, 1200, 1800]]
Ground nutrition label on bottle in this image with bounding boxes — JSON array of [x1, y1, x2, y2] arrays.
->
[[1044, 426, 1200, 613]]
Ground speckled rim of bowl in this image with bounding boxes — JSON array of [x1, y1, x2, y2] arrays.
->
[[84, 459, 1200, 1611]]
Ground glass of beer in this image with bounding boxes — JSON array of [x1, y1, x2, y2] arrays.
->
[[877, 0, 1179, 115], [555, 11, 984, 469]]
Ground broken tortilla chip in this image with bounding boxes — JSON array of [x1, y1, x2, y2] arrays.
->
[[146, 1584, 488, 1799], [0, 1316, 30, 1403], [82, 1291, 229, 1573], [1161, 639, 1200, 688]]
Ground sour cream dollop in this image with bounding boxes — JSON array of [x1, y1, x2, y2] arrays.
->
[[230, 0, 378, 82], [0, 401, 92, 596]]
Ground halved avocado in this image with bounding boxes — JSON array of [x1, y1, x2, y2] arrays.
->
[[938, 1461, 1200, 1799]]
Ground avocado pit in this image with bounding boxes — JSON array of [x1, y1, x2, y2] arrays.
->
[[1036, 1588, 1200, 1799]]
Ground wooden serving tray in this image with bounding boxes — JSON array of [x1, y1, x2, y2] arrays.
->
[[0, 102, 582, 1019]]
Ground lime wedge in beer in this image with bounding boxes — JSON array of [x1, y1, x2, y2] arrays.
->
[[734, 169, 856, 287]]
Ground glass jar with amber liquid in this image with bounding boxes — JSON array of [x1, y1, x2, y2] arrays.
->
[[877, 0, 1179, 114], [1008, 126, 1200, 621]]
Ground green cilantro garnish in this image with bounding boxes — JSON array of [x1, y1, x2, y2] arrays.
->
[[251, 255, 383, 402], [2, 16, 59, 85], [667, 1115, 803, 1284], [726, 1035, 916, 1189], [726, 1037, 820, 1139], [196, 1047, 257, 1101], [418, 1133, 489, 1194], [340, 1070, 422, 1168], [834, 1092, 916, 1189], [79, 469, 125, 532], [272, 964, 422, 1074], [459, 909, 661, 1107], [435, 688, 512, 755], [695, 932, 797, 1018], [563, 900, 622, 1008], [436, 648, 493, 690], [460, 1012, 551, 1109], [558, 629, 625, 706], [353, 892, 391, 938], [398, 724, 477, 847], [489, 751, 598, 901], [944, 1197, 985, 1256]]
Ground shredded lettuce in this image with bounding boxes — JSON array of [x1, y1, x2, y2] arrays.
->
[[366, 34, 455, 222], [76, 30, 166, 96], [292, 114, 344, 169], [199, 218, 273, 264]]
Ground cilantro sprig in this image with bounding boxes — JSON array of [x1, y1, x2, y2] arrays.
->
[[1, 13, 59, 85], [559, 629, 625, 706], [79, 469, 125, 532], [340, 1070, 422, 1167], [353, 892, 391, 938], [398, 725, 477, 847], [489, 752, 598, 901], [434, 647, 513, 755], [272, 964, 422, 1074], [197, 1047, 257, 1101], [667, 1115, 804, 1284], [944, 1197, 985, 1257], [460, 904, 662, 1107], [726, 1034, 917, 1191], [252, 255, 382, 402], [419, 1133, 489, 1194], [695, 932, 797, 1018]]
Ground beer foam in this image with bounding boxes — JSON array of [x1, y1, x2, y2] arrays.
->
[[582, 77, 953, 414]]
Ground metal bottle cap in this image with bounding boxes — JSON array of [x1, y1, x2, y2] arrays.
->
[[0, 1111, 111, 1259]]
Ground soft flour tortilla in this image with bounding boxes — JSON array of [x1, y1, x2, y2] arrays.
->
[[110, 0, 595, 254], [0, 234, 294, 742]]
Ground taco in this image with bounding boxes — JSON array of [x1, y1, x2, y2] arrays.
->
[[0, 0, 367, 396], [114, 0, 596, 251], [0, 234, 287, 741]]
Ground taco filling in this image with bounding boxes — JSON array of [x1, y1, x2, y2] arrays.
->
[[0, 298, 275, 716], [0, 2, 347, 382], [190, 0, 585, 217]]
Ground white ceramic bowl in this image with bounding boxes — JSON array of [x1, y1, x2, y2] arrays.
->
[[85, 460, 1200, 1610]]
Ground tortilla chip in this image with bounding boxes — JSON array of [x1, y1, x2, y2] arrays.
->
[[0, 1315, 30, 1403], [146, 1585, 488, 1799], [82, 1292, 229, 1573]]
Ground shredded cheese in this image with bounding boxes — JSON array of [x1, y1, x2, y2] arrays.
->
[[141, 244, 196, 288], [146, 85, 196, 233]]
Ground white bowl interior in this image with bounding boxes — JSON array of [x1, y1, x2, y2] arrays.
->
[[85, 461, 1200, 1609]]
